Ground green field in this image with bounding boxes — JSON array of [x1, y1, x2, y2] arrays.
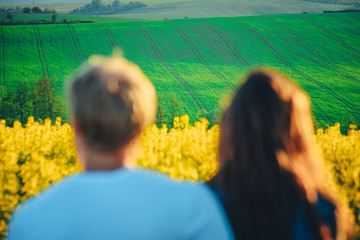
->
[[0, 13, 138, 23], [0, 12, 359, 127], [2, 0, 360, 18], [1, 0, 194, 14]]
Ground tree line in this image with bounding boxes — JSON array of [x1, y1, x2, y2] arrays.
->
[[23, 6, 56, 14], [0, 76, 66, 126], [4, 13, 58, 24], [0, 75, 220, 128], [2, 6, 57, 25], [0, 6, 56, 14], [70, 0, 146, 15]]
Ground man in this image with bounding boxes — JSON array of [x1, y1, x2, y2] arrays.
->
[[8, 56, 234, 240]]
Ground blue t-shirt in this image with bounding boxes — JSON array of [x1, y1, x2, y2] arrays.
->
[[8, 168, 234, 240]]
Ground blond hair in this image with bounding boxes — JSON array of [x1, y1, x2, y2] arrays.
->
[[68, 56, 156, 151]]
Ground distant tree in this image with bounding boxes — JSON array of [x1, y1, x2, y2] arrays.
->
[[71, 8, 80, 14], [339, 116, 357, 134], [32, 75, 64, 121], [0, 83, 34, 126], [156, 94, 169, 127], [70, 0, 145, 14], [91, 0, 104, 10], [23, 7, 31, 13], [51, 14, 57, 23], [44, 7, 56, 13], [31, 6, 42, 14], [167, 92, 183, 127], [112, 0, 122, 8], [0, 90, 18, 126], [6, 13, 13, 23], [196, 108, 219, 126], [14, 83, 34, 124], [196, 109, 209, 119]]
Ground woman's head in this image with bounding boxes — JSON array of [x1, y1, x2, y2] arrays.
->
[[216, 68, 347, 239], [219, 69, 318, 191]]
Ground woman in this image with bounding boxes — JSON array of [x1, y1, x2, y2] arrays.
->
[[211, 68, 351, 240]]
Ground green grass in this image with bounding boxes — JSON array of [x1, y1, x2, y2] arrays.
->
[[3, 2, 91, 13], [0, 12, 359, 127], [1, 0, 193, 14], [2, 0, 360, 19], [0, 13, 139, 23], [88, 0, 360, 20]]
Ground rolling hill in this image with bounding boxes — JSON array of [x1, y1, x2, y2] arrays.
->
[[1, 0, 360, 17], [0, 12, 359, 127]]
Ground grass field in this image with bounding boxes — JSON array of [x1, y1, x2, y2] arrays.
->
[[103, 0, 360, 19], [1, 1, 188, 14], [2, 0, 360, 17], [0, 12, 359, 128], [0, 13, 138, 23]]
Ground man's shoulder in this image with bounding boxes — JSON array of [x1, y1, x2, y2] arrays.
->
[[8, 173, 83, 239], [13, 173, 81, 215], [9, 169, 234, 240], [15, 169, 211, 213]]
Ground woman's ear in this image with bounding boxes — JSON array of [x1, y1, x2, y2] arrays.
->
[[71, 116, 83, 138]]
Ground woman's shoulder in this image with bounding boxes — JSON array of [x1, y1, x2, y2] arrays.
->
[[315, 193, 337, 237], [294, 193, 337, 240]]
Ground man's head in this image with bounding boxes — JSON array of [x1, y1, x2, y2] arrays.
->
[[68, 56, 156, 153]]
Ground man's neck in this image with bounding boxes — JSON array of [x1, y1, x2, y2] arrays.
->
[[82, 149, 126, 171]]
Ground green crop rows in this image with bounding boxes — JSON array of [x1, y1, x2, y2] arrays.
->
[[0, 12, 359, 127]]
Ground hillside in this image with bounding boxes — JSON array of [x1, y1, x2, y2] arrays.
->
[[305, 0, 360, 6], [0, 12, 359, 127], [1, 0, 360, 17], [98, 0, 360, 19]]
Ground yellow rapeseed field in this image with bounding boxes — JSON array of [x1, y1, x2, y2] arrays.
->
[[0, 116, 359, 238]]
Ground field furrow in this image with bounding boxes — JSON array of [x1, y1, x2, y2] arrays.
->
[[315, 118, 326, 129], [202, 20, 250, 68], [35, 26, 50, 79], [2, 26, 43, 88], [167, 20, 236, 90], [135, 22, 207, 111], [97, 22, 203, 120], [327, 13, 359, 30], [67, 24, 83, 64], [100, 23, 116, 48], [32, 25, 46, 79], [31, 25, 94, 94], [70, 25, 86, 64], [103, 23, 120, 49], [296, 15, 360, 62], [242, 23, 360, 118], [266, 17, 359, 84]]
